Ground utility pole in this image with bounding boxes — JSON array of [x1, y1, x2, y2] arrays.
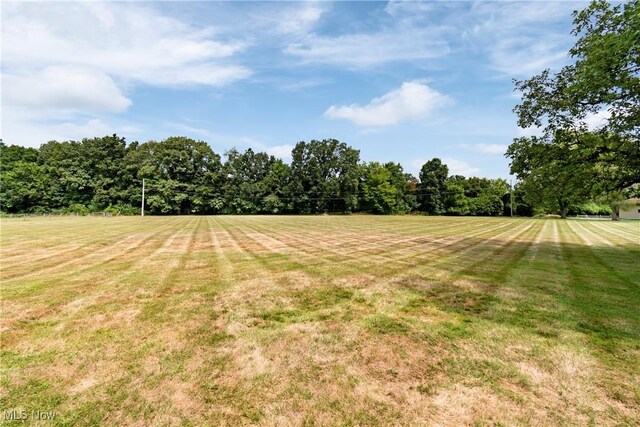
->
[[141, 178, 145, 217], [510, 179, 514, 217]]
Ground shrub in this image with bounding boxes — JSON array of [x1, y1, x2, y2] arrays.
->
[[63, 204, 90, 215]]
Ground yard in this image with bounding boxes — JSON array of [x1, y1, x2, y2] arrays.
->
[[1, 216, 638, 425]]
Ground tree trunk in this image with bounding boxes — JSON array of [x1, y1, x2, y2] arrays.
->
[[611, 205, 620, 221], [558, 199, 568, 219]]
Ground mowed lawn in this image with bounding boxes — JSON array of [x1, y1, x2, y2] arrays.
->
[[1, 216, 639, 426]]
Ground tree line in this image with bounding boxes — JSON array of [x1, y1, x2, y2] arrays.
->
[[2, 1, 637, 218], [0, 137, 515, 216]]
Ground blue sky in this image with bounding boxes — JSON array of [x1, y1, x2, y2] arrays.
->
[[1, 1, 587, 178]]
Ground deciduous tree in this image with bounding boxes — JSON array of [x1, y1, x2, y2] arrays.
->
[[360, 162, 415, 214], [290, 139, 360, 213], [513, 0, 639, 197], [418, 158, 448, 215]]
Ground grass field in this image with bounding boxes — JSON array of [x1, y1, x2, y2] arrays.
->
[[1, 216, 639, 426]]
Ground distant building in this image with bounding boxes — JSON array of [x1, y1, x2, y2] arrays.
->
[[620, 198, 640, 220]]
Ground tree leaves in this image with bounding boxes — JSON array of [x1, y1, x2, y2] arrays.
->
[[510, 0, 639, 216]]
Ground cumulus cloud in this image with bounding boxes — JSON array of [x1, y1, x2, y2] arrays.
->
[[2, 2, 249, 87], [264, 144, 295, 161], [0, 110, 137, 148], [324, 82, 451, 127], [582, 110, 611, 131], [4, 67, 132, 113], [1, 2, 251, 146], [442, 158, 480, 176], [53, 119, 112, 138], [276, 2, 326, 36]]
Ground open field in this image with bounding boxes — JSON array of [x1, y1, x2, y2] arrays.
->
[[1, 216, 639, 426]]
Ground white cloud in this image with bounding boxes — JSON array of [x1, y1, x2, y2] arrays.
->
[[53, 119, 111, 138], [217, 1, 327, 40], [285, 0, 578, 73], [459, 143, 507, 155], [0, 108, 139, 148], [442, 158, 480, 176], [467, 1, 576, 35], [488, 35, 568, 77], [463, 1, 580, 76], [1, 2, 251, 146], [283, 0, 454, 68], [276, 2, 326, 36], [285, 31, 449, 68], [2, 2, 249, 87], [264, 144, 294, 161], [279, 78, 331, 91], [4, 67, 131, 113], [324, 81, 452, 127], [582, 110, 611, 131], [385, 0, 436, 18], [282, 1, 576, 73], [133, 63, 250, 87]]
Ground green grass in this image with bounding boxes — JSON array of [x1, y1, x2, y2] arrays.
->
[[1, 215, 638, 425]]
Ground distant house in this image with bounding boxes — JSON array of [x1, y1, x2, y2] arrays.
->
[[620, 198, 640, 220]]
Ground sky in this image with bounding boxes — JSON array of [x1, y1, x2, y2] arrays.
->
[[1, 0, 588, 178]]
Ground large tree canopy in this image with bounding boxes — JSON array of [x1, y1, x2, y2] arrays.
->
[[513, 0, 639, 193], [132, 136, 223, 215], [507, 133, 597, 218], [443, 175, 509, 217], [290, 139, 361, 214], [515, 0, 639, 138], [417, 158, 448, 215], [359, 162, 416, 214], [221, 148, 286, 214], [509, 0, 639, 219]]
